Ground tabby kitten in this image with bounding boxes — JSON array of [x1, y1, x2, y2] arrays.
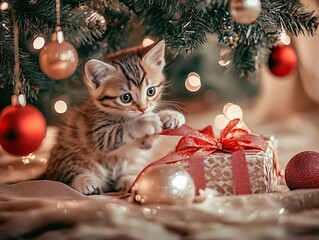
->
[[46, 40, 185, 195]]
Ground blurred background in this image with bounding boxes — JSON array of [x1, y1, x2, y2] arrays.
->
[[0, 35, 259, 125]]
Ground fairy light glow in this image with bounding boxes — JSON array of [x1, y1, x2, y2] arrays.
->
[[215, 103, 244, 130], [142, 37, 154, 47], [33, 36, 45, 50], [54, 100, 68, 114], [17, 94, 26, 106], [280, 31, 291, 45], [224, 103, 243, 120], [185, 72, 201, 92], [246, 0, 260, 7], [218, 47, 231, 66], [21, 153, 36, 164], [60, 50, 76, 62], [218, 59, 231, 66], [0, 1, 9, 11], [214, 114, 229, 130], [171, 174, 188, 191]]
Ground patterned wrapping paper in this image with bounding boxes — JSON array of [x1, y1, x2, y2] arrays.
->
[[174, 137, 278, 196], [132, 120, 281, 196]]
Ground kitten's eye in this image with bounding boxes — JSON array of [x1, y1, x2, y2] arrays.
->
[[147, 87, 156, 97], [120, 93, 132, 104]]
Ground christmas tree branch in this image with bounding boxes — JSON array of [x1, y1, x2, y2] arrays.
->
[[0, 0, 318, 96]]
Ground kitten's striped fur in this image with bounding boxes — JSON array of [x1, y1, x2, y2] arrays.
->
[[46, 41, 185, 194]]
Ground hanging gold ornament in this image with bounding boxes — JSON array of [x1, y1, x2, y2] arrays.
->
[[39, 28, 78, 80], [229, 0, 261, 25], [39, 0, 78, 80]]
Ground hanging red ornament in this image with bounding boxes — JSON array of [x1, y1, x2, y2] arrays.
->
[[0, 96, 47, 156], [2, 10, 47, 156], [268, 45, 297, 77], [39, 28, 79, 80], [285, 151, 319, 190]]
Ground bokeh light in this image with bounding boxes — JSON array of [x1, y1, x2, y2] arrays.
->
[[185, 72, 201, 92], [280, 31, 291, 45], [0, 1, 9, 11], [223, 103, 243, 120], [214, 114, 229, 130], [142, 37, 155, 47], [33, 36, 45, 50], [54, 100, 68, 114]]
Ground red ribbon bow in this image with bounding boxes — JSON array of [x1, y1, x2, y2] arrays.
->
[[134, 119, 270, 195]]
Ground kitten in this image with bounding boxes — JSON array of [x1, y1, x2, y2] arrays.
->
[[46, 40, 185, 195]]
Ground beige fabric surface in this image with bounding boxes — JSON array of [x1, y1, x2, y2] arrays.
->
[[0, 179, 319, 239], [0, 113, 319, 239]]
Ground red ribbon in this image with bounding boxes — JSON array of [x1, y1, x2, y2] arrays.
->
[[132, 119, 270, 196]]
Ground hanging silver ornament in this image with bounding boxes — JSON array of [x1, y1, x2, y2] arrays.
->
[[229, 0, 261, 25]]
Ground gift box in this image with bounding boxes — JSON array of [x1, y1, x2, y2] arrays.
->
[[174, 135, 278, 195], [136, 118, 281, 196]]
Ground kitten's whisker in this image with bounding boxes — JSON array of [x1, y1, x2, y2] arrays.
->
[[164, 61, 177, 71], [157, 101, 188, 113]]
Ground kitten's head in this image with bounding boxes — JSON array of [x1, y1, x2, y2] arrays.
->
[[84, 40, 166, 116]]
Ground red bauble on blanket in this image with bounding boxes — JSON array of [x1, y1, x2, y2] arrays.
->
[[285, 151, 319, 190], [0, 104, 46, 156]]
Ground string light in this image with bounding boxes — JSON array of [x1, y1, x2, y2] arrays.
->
[[215, 103, 244, 130], [33, 36, 45, 50], [214, 114, 228, 130], [223, 103, 243, 120], [279, 31, 291, 45], [21, 153, 36, 164], [218, 48, 231, 66], [185, 72, 201, 92], [17, 94, 26, 106], [0, 1, 9, 11], [54, 100, 68, 114], [142, 37, 155, 47], [218, 59, 231, 66]]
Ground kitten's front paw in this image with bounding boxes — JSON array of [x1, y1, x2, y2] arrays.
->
[[71, 174, 103, 195], [159, 110, 185, 130], [139, 135, 160, 149], [116, 175, 136, 192], [134, 113, 163, 138]]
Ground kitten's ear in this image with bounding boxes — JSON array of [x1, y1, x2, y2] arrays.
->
[[142, 40, 165, 71], [84, 59, 117, 90]]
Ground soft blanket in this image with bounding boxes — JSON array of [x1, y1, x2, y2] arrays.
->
[[1, 180, 319, 239]]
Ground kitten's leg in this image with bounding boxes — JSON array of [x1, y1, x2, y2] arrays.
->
[[103, 112, 162, 152], [47, 149, 108, 195], [139, 135, 160, 150], [115, 175, 137, 192], [127, 113, 163, 149], [71, 162, 108, 195], [158, 110, 185, 130], [128, 112, 163, 139], [71, 173, 103, 195]]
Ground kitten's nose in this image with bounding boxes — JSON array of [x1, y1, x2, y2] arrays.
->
[[138, 106, 148, 113]]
